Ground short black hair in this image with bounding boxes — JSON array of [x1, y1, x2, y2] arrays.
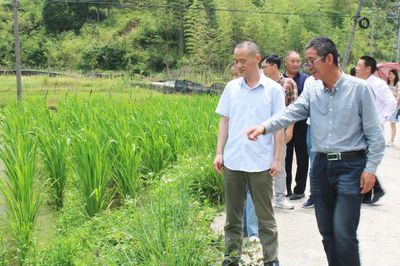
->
[[262, 54, 281, 69], [350, 67, 356, 76], [305, 36, 339, 67], [360, 56, 377, 74]]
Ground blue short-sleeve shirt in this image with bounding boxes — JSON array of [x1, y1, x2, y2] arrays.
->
[[215, 75, 285, 172]]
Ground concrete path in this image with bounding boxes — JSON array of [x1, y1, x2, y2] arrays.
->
[[211, 124, 400, 266]]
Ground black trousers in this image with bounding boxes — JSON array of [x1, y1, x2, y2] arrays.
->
[[286, 119, 309, 195]]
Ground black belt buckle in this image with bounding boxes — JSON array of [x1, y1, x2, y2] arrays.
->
[[327, 153, 342, 161]]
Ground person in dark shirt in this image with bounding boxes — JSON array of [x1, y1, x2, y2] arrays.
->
[[283, 51, 309, 200]]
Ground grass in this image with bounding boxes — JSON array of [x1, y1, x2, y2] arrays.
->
[[36, 107, 69, 210], [0, 75, 155, 104], [108, 118, 143, 200], [35, 156, 223, 265], [0, 75, 224, 264], [73, 129, 113, 217], [0, 108, 42, 263]]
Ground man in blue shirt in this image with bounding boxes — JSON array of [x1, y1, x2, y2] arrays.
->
[[247, 37, 384, 266], [283, 51, 309, 200], [213, 41, 285, 266]]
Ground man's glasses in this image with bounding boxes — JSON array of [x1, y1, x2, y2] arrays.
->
[[303, 56, 325, 69]]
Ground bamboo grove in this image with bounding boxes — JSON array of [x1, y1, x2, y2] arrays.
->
[[0, 0, 398, 76]]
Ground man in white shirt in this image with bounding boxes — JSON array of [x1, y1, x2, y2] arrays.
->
[[213, 41, 285, 266], [356, 55, 397, 204], [356, 56, 397, 124], [261, 54, 297, 210]]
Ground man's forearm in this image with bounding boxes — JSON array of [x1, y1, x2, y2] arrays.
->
[[262, 95, 310, 134], [216, 117, 229, 155], [273, 129, 284, 160], [286, 123, 294, 132]]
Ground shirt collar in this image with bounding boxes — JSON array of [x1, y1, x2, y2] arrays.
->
[[276, 74, 284, 83], [283, 71, 300, 79], [241, 74, 265, 91], [366, 74, 375, 82], [323, 71, 344, 94]]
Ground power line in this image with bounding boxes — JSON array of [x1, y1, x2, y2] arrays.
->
[[50, 0, 356, 18]]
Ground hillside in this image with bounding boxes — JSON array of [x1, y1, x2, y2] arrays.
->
[[0, 0, 398, 76]]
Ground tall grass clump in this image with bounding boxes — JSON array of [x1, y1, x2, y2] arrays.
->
[[108, 117, 142, 200], [73, 129, 113, 217], [102, 177, 219, 265], [0, 107, 41, 263], [139, 130, 171, 174], [37, 109, 69, 210]]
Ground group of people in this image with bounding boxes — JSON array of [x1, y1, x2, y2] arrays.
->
[[213, 36, 398, 266]]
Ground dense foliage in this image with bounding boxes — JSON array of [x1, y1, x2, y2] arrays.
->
[[0, 0, 398, 75], [0, 75, 224, 264]]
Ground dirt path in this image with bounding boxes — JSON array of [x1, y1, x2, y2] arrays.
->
[[211, 124, 400, 266]]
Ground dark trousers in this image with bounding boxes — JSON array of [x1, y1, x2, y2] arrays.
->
[[223, 168, 278, 263], [286, 119, 309, 195], [311, 153, 365, 266]]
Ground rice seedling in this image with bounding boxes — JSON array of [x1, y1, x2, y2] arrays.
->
[[36, 109, 69, 210], [101, 177, 219, 265], [0, 78, 224, 264], [73, 129, 113, 217], [108, 118, 143, 200], [0, 131, 41, 264]]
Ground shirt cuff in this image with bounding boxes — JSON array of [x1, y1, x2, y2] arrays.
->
[[364, 162, 378, 175], [261, 120, 270, 134]]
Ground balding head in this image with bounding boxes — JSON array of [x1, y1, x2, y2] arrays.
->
[[285, 51, 300, 61], [235, 41, 260, 57], [234, 41, 261, 79], [284, 51, 301, 76]]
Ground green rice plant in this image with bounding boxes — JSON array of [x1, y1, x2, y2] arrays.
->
[[108, 120, 143, 200], [0, 232, 10, 265], [159, 109, 186, 161], [102, 178, 219, 265], [36, 238, 77, 266], [37, 110, 69, 210], [186, 155, 224, 205], [138, 127, 172, 175], [0, 104, 31, 144], [73, 129, 113, 217], [0, 132, 41, 264]]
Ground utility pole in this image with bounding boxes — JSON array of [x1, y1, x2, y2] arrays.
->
[[396, 2, 400, 62], [342, 0, 364, 71], [13, 0, 22, 101], [370, 2, 375, 56]]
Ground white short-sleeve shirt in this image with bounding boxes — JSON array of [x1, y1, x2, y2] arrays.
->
[[215, 74, 285, 172]]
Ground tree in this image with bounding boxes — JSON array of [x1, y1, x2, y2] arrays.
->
[[167, 0, 192, 55], [42, 0, 89, 35], [184, 0, 215, 70]]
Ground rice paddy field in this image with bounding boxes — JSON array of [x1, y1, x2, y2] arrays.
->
[[0, 75, 225, 265]]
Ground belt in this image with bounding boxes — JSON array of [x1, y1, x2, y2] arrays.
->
[[318, 150, 365, 161]]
